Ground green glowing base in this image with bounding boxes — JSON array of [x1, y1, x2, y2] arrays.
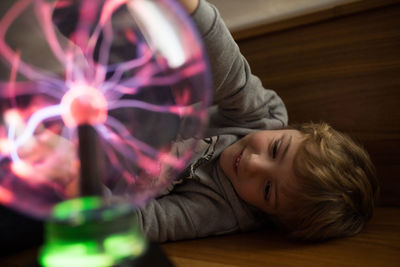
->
[[39, 197, 146, 267]]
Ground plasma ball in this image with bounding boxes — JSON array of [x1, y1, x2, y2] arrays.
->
[[61, 85, 108, 127], [0, 0, 211, 218]]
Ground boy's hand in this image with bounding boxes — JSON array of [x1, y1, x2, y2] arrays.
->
[[177, 0, 199, 14], [16, 129, 79, 196]]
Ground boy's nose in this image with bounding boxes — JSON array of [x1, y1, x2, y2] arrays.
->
[[246, 153, 270, 175]]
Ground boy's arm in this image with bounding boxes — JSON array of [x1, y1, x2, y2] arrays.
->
[[191, 0, 288, 130], [135, 189, 238, 242]]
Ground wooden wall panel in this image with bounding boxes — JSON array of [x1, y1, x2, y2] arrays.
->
[[236, 4, 400, 205]]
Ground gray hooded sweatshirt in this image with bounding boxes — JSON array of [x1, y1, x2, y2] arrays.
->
[[135, 0, 288, 242]]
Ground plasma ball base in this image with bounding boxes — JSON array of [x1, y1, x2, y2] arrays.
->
[[39, 197, 173, 267]]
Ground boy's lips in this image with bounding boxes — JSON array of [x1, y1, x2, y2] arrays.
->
[[233, 149, 243, 175]]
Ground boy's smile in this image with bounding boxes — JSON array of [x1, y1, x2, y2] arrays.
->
[[219, 129, 303, 215], [233, 148, 244, 175]]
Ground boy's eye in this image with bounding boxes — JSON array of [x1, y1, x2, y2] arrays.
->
[[264, 181, 271, 200], [272, 140, 279, 159]]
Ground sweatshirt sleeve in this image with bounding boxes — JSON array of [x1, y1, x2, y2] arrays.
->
[[192, 0, 288, 130], [135, 186, 238, 242]]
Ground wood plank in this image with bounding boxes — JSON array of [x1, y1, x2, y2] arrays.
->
[[162, 207, 400, 267], [209, 0, 359, 33], [0, 207, 398, 266], [233, 0, 400, 40]]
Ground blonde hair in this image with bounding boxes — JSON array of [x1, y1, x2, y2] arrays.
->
[[274, 122, 379, 241]]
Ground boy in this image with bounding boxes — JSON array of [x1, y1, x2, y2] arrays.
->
[[1, 0, 377, 244], [134, 0, 379, 242]]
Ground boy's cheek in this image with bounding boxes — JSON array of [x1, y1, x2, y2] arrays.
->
[[220, 147, 235, 175]]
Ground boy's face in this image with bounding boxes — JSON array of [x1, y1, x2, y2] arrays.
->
[[219, 129, 303, 216]]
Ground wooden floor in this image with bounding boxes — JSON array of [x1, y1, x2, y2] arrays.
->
[[162, 207, 400, 267], [0, 207, 398, 266]]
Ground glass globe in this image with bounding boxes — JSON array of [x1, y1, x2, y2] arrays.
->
[[0, 0, 211, 220]]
